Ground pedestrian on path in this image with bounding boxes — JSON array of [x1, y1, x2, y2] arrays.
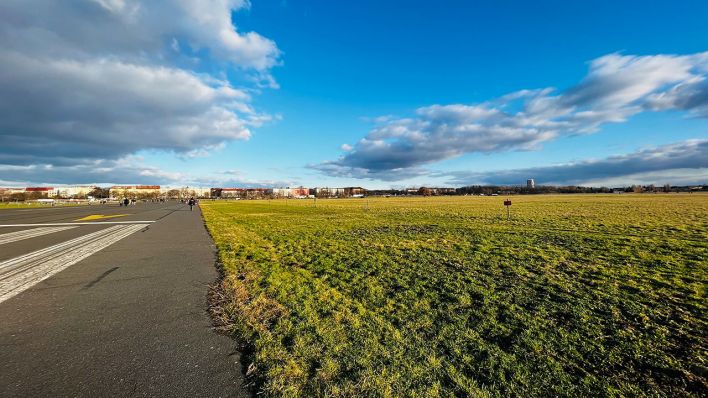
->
[[188, 197, 196, 211]]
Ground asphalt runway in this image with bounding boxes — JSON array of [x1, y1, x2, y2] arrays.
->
[[0, 202, 248, 397]]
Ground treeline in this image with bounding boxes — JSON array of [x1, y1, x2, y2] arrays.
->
[[368, 184, 707, 196], [0, 187, 111, 202], [458, 184, 707, 194], [1, 191, 52, 201], [456, 185, 614, 195]]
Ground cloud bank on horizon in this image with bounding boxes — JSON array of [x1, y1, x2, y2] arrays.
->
[[315, 52, 708, 185], [441, 139, 708, 187]]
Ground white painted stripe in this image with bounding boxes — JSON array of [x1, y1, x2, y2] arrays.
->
[[0, 226, 78, 245], [0, 224, 145, 303], [0, 225, 125, 275], [0, 221, 154, 227]]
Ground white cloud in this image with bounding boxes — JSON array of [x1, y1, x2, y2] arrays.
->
[[173, 0, 280, 70], [0, 0, 280, 178], [316, 52, 708, 180], [0, 0, 279, 71], [0, 53, 258, 164]]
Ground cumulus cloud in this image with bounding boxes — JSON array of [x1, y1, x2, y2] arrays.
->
[[316, 52, 708, 180], [311, 161, 429, 181], [441, 139, 708, 186], [0, 0, 279, 179], [0, 0, 279, 70]]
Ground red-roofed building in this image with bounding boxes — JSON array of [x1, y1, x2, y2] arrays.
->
[[25, 187, 56, 197]]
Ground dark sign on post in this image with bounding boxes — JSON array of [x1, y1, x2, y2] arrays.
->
[[504, 199, 512, 220]]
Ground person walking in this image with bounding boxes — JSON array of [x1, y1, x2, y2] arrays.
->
[[123, 198, 129, 207], [188, 197, 196, 211]]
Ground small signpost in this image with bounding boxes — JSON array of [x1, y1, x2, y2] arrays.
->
[[504, 199, 512, 220]]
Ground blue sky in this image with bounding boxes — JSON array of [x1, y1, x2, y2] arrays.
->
[[0, 0, 706, 188]]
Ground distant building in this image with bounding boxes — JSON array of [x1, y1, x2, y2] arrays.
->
[[246, 188, 273, 198], [171, 187, 211, 198], [271, 188, 291, 198], [313, 187, 344, 197], [311, 187, 367, 198], [289, 187, 309, 198], [527, 179, 535, 189], [212, 188, 274, 199], [26, 187, 56, 197], [344, 187, 366, 197], [55, 185, 97, 198], [194, 188, 212, 198], [272, 187, 309, 198], [109, 185, 161, 199], [217, 188, 245, 198]]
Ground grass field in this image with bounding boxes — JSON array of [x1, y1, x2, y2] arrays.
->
[[202, 194, 707, 397]]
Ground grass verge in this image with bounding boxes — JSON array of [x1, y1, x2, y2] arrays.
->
[[203, 194, 707, 397]]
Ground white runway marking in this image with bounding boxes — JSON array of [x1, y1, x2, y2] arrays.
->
[[0, 226, 78, 245], [0, 221, 154, 227], [0, 224, 146, 303]]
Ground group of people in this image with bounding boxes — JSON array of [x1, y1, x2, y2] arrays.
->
[[117, 197, 197, 210], [119, 198, 135, 206]]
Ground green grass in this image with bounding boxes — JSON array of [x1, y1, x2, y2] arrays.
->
[[202, 194, 707, 397]]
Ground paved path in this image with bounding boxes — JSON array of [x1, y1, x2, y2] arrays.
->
[[0, 202, 248, 397]]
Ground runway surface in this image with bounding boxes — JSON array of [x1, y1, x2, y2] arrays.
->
[[0, 202, 248, 397]]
